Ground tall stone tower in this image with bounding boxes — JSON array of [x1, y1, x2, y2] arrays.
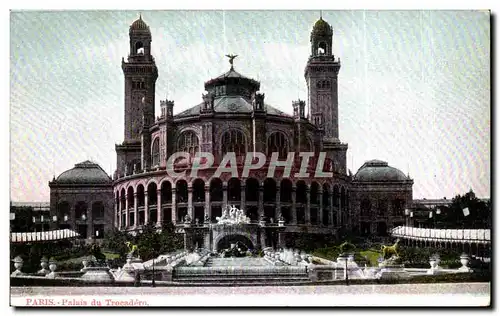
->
[[122, 14, 158, 143], [304, 16, 341, 144], [116, 15, 158, 177]]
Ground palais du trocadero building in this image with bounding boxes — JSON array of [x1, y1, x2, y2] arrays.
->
[[49, 15, 413, 245]]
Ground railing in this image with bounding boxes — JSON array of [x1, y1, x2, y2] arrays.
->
[[391, 226, 490, 244]]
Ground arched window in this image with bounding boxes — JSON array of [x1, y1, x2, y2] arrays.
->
[[92, 202, 105, 220], [221, 130, 246, 158], [360, 199, 371, 216], [267, 132, 289, 159], [151, 138, 160, 166], [378, 200, 388, 216], [127, 159, 140, 174], [177, 131, 199, 156], [135, 41, 144, 54], [57, 201, 70, 222], [317, 42, 327, 55]]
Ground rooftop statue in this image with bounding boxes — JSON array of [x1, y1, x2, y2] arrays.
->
[[225, 54, 238, 68]]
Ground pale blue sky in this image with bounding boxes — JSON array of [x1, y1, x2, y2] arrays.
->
[[10, 10, 490, 201]]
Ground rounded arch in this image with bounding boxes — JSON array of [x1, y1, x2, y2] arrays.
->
[[360, 198, 372, 216], [245, 178, 259, 202], [317, 41, 327, 55], [57, 201, 70, 222], [151, 137, 160, 167], [75, 201, 88, 220], [192, 178, 205, 202], [263, 178, 277, 203], [267, 132, 289, 159], [126, 159, 141, 175], [221, 129, 247, 158], [135, 41, 144, 54], [120, 188, 126, 209], [127, 186, 134, 208], [210, 177, 223, 202], [227, 178, 241, 202], [296, 180, 307, 204], [177, 130, 200, 156], [215, 234, 255, 253], [175, 179, 188, 203], [92, 201, 105, 220], [333, 184, 340, 207], [147, 182, 158, 205], [280, 179, 293, 203], [310, 181, 320, 204], [160, 180, 173, 203], [137, 184, 145, 207], [322, 183, 331, 205]]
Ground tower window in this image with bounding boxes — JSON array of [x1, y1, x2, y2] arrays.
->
[[317, 80, 331, 90], [135, 41, 144, 55], [151, 138, 160, 167], [317, 42, 327, 55]]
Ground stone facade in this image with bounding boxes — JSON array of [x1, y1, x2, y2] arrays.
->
[[49, 14, 414, 244], [49, 161, 114, 239]]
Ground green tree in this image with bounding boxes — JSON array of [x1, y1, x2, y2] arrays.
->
[[438, 190, 491, 229], [101, 228, 129, 257]]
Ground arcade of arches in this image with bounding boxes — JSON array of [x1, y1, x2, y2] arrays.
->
[[114, 178, 349, 231]]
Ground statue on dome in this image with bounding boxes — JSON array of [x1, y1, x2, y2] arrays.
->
[[225, 54, 238, 68]]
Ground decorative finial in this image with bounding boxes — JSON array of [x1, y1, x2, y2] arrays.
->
[[320, 10, 322, 19], [139, 12, 142, 20], [225, 54, 238, 70]]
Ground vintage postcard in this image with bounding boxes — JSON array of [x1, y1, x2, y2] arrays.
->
[[9, 9, 491, 307]]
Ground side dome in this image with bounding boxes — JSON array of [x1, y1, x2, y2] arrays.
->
[[354, 160, 409, 182], [311, 17, 333, 37], [55, 161, 112, 185]]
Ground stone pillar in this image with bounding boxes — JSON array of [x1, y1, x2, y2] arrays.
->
[[144, 194, 149, 226], [204, 187, 210, 222], [291, 187, 297, 224], [117, 201, 122, 229], [171, 191, 177, 224], [259, 228, 267, 249], [319, 189, 323, 226], [87, 203, 93, 239], [329, 194, 334, 226], [278, 231, 286, 249], [276, 188, 281, 221], [125, 195, 129, 228], [156, 189, 162, 227], [337, 195, 342, 227], [223, 184, 228, 208], [241, 185, 246, 211], [258, 187, 264, 219], [188, 186, 193, 218], [133, 193, 138, 228], [305, 187, 311, 224]]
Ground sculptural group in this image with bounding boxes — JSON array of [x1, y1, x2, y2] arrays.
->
[[216, 205, 251, 225]]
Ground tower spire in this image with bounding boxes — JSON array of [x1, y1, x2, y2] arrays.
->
[[320, 10, 322, 19]]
